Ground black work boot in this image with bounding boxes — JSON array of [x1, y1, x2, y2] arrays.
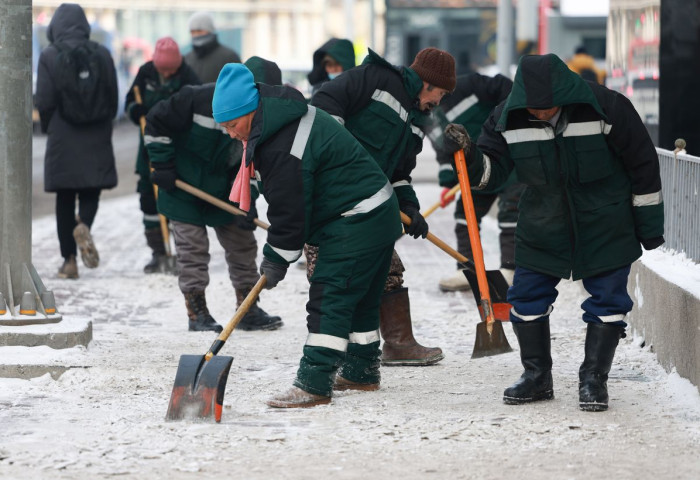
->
[[579, 323, 626, 412], [503, 320, 554, 404], [235, 287, 283, 331], [184, 291, 223, 332], [143, 227, 167, 274]]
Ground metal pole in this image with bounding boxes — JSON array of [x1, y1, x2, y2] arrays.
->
[[0, 0, 33, 305], [369, 0, 375, 50], [344, 0, 355, 41], [497, 0, 515, 77]]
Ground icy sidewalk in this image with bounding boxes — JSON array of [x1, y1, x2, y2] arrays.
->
[[1, 185, 699, 480]]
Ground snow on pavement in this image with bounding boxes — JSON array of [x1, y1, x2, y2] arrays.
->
[[1, 184, 699, 479]]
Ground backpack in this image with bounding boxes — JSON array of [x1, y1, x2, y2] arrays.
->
[[53, 41, 116, 125]]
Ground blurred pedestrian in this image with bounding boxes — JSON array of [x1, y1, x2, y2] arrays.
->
[[310, 47, 456, 366], [124, 37, 200, 274], [444, 53, 664, 412], [145, 57, 283, 333], [421, 71, 523, 292], [35, 3, 118, 279], [213, 63, 403, 407], [567, 46, 606, 85], [307, 38, 356, 96], [184, 11, 241, 83]]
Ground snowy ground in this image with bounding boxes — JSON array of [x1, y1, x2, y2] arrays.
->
[[1, 184, 700, 479]]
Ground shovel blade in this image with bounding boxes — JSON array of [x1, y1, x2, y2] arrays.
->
[[471, 320, 513, 358], [166, 354, 234, 422], [462, 269, 512, 321]]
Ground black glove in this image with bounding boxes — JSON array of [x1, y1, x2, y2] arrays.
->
[[128, 103, 148, 125], [400, 201, 429, 239], [641, 236, 665, 251], [235, 202, 258, 231], [443, 123, 471, 155], [260, 257, 288, 290], [150, 162, 177, 192]]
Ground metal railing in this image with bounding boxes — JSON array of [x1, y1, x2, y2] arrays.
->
[[656, 142, 700, 263]]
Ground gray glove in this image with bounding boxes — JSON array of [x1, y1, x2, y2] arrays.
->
[[260, 257, 288, 290], [443, 123, 471, 156]]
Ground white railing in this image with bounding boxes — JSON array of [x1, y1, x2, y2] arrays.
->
[[656, 143, 700, 263]]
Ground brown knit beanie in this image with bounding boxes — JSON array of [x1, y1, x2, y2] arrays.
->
[[410, 47, 457, 92]]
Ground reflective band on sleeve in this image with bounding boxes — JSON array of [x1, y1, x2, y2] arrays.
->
[[143, 213, 160, 223], [144, 135, 172, 145], [290, 106, 317, 159], [562, 120, 612, 137], [498, 221, 518, 229], [446, 94, 478, 121], [633, 191, 663, 207], [342, 181, 393, 217], [598, 313, 627, 323], [348, 330, 381, 344], [193, 113, 219, 130], [429, 125, 443, 142], [511, 306, 554, 322], [331, 115, 345, 125], [392, 180, 410, 188], [476, 154, 492, 190], [411, 124, 425, 138], [502, 128, 554, 144], [371, 89, 408, 122], [269, 245, 302, 262], [306, 333, 349, 352], [439, 164, 453, 173]]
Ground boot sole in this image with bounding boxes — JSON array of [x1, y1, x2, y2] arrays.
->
[[503, 390, 555, 405], [73, 224, 99, 268], [579, 402, 608, 412], [333, 383, 380, 392], [266, 397, 331, 408], [237, 320, 284, 331], [57, 272, 78, 280], [381, 352, 445, 366], [438, 284, 471, 292]]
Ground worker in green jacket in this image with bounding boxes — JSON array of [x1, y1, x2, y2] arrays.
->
[[444, 54, 664, 412], [212, 63, 403, 408]]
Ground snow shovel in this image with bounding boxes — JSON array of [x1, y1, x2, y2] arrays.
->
[[453, 147, 513, 359], [421, 184, 460, 218], [133, 86, 178, 275], [166, 275, 267, 422]]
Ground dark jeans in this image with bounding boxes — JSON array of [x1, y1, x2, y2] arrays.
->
[[56, 188, 101, 259]]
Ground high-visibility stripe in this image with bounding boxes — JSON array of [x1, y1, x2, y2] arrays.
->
[[499, 221, 518, 229], [475, 154, 492, 190], [290, 106, 317, 159], [598, 313, 627, 323], [411, 124, 425, 138], [429, 125, 443, 142], [306, 333, 348, 352], [331, 114, 345, 125], [502, 128, 555, 144], [371, 89, 408, 122], [144, 135, 172, 145], [439, 164, 453, 173], [348, 330, 381, 344], [511, 305, 553, 322], [342, 181, 393, 217], [193, 113, 224, 131], [269, 245, 302, 262], [456, 218, 468, 226], [633, 191, 663, 207], [446, 94, 478, 121], [392, 180, 410, 188], [562, 120, 612, 137], [143, 213, 160, 223]]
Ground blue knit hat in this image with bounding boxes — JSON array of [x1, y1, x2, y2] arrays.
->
[[212, 63, 260, 123]]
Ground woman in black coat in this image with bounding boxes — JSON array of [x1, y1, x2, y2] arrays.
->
[[35, 3, 118, 279]]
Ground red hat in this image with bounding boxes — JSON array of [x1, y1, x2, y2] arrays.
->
[[152, 37, 182, 72], [410, 47, 456, 92]]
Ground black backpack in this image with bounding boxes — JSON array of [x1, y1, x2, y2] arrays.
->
[[54, 40, 116, 125]]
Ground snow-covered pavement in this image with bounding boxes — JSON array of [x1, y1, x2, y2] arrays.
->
[[1, 184, 699, 479]]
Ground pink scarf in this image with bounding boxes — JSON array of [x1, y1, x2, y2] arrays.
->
[[229, 140, 254, 212]]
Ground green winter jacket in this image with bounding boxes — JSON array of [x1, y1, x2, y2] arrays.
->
[[311, 49, 427, 209], [245, 84, 403, 265], [472, 54, 664, 280]]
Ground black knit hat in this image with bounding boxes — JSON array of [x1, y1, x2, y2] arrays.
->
[[410, 47, 457, 92]]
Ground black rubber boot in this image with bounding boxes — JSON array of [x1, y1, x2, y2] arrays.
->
[[503, 320, 554, 404], [579, 323, 626, 412], [184, 291, 223, 333], [143, 227, 166, 274], [235, 288, 283, 331]]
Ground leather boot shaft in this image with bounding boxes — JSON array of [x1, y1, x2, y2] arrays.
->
[[379, 287, 444, 366], [579, 322, 625, 412], [503, 320, 554, 404], [235, 287, 283, 331], [145, 227, 166, 255], [184, 291, 222, 332]]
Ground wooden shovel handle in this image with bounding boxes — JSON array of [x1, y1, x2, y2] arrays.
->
[[132, 85, 147, 136], [399, 211, 474, 270], [421, 184, 460, 218], [175, 180, 270, 230], [454, 149, 496, 330], [205, 274, 267, 360]]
